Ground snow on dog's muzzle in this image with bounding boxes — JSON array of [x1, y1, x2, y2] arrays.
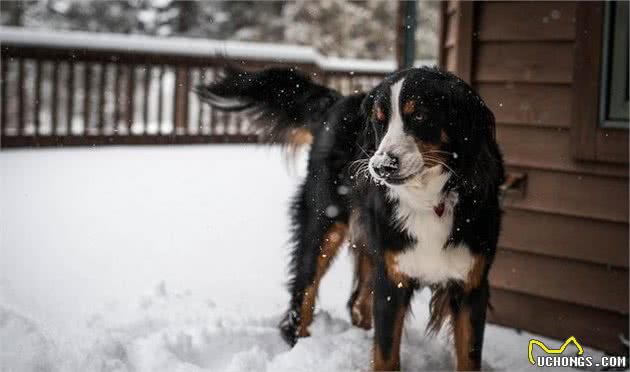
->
[[369, 152, 408, 184]]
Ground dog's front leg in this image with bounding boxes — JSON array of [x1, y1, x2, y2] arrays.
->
[[452, 277, 489, 371], [372, 258, 412, 371]]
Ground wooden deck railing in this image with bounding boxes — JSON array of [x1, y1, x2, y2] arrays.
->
[[0, 27, 406, 148]]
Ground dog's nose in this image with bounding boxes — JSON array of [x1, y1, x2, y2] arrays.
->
[[374, 153, 399, 177]]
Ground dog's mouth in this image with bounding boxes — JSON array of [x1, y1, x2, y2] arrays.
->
[[381, 174, 414, 185], [370, 170, 420, 186]]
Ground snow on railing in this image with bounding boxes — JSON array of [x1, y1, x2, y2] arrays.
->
[[0, 26, 434, 75]]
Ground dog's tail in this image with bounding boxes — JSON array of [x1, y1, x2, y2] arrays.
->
[[195, 67, 341, 147]]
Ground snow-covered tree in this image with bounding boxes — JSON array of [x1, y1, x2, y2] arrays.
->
[[0, 0, 437, 60]]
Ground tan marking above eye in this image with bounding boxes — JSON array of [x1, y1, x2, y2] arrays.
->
[[440, 129, 449, 143], [402, 100, 416, 115], [374, 105, 385, 121]]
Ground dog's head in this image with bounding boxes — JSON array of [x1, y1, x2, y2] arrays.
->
[[363, 67, 498, 190]]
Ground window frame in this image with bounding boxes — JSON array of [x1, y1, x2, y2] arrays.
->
[[600, 0, 629, 128], [571, 2, 628, 164]]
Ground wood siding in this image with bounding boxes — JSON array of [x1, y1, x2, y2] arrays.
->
[[440, 1, 628, 354]]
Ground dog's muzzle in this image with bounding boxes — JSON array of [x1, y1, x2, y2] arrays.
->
[[369, 152, 409, 184]]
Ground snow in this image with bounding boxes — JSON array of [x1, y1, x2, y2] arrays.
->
[[1, 145, 603, 371], [0, 27, 434, 74], [0, 26, 317, 63]]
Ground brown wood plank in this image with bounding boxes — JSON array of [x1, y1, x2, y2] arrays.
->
[[173, 66, 189, 136], [488, 288, 628, 354], [209, 69, 218, 135], [33, 60, 42, 136], [157, 65, 164, 135], [477, 2, 576, 41], [496, 125, 629, 178], [490, 249, 628, 314], [444, 47, 456, 72], [500, 208, 629, 268], [596, 129, 629, 164], [51, 61, 59, 135], [446, 0, 457, 15], [444, 12, 457, 48], [475, 42, 573, 83], [503, 167, 629, 223], [17, 58, 24, 135], [478, 83, 571, 127], [126, 65, 135, 134], [0, 58, 8, 133], [142, 65, 151, 135], [66, 62, 75, 135], [83, 63, 92, 134], [437, 1, 447, 67], [197, 68, 205, 134], [454, 1, 474, 83], [570, 2, 602, 162], [97, 63, 106, 134], [113, 64, 122, 135]]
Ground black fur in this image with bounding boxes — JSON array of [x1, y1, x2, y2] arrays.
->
[[198, 66, 504, 369], [195, 67, 340, 144]]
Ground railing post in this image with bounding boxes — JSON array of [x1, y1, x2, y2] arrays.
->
[[142, 65, 151, 135], [83, 63, 92, 135], [66, 61, 74, 135], [51, 61, 59, 135], [126, 64, 135, 135], [1, 57, 9, 135], [173, 66, 189, 136], [97, 62, 106, 135], [17, 57, 24, 135]]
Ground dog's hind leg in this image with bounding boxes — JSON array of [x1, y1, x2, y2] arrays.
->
[[348, 249, 374, 330], [452, 263, 489, 371], [279, 187, 348, 346]]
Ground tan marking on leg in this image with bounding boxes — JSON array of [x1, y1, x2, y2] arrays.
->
[[298, 284, 316, 337], [297, 222, 347, 337], [373, 305, 407, 371], [351, 251, 374, 329], [384, 251, 410, 289], [287, 128, 313, 147], [464, 256, 486, 292], [454, 305, 477, 371]]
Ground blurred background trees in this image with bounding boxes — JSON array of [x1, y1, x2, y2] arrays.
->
[[0, 0, 437, 60]]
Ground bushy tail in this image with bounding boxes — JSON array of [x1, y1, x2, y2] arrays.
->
[[195, 67, 341, 147]]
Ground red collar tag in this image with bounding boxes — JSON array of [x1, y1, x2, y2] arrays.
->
[[433, 202, 445, 218]]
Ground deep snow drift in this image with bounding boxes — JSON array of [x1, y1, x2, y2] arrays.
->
[[1, 146, 602, 371]]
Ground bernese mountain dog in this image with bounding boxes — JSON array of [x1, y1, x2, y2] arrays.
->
[[197, 65, 504, 371]]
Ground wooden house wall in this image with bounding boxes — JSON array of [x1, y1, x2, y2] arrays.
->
[[439, 0, 628, 354]]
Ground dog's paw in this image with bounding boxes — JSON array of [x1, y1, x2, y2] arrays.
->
[[279, 309, 301, 346]]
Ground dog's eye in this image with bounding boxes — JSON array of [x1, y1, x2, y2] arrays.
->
[[415, 114, 425, 122]]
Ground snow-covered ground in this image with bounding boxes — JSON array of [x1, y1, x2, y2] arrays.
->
[[1, 146, 602, 371]]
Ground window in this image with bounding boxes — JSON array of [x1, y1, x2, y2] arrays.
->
[[571, 2, 628, 164], [600, 1, 629, 128]]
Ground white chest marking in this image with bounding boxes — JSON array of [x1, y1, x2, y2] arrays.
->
[[388, 168, 474, 284]]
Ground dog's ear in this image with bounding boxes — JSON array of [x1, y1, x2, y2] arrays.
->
[[358, 89, 380, 151], [450, 87, 504, 199], [359, 91, 376, 122]]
